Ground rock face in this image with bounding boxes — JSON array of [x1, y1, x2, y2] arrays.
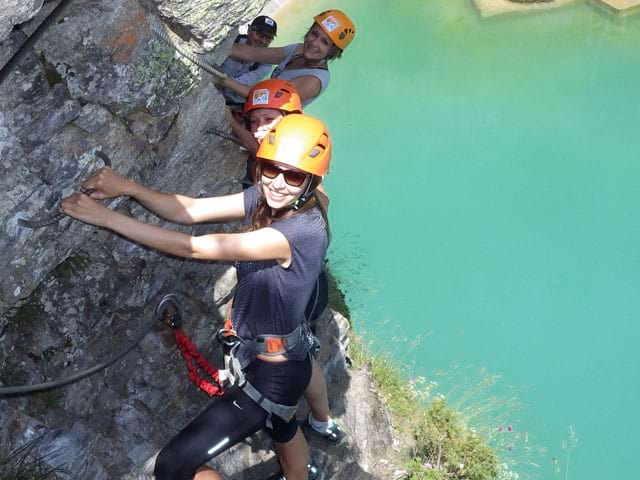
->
[[0, 0, 44, 43], [0, 1, 403, 478]]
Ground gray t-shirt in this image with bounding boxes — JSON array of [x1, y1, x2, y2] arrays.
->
[[221, 36, 272, 105], [271, 44, 330, 107], [231, 186, 328, 360]]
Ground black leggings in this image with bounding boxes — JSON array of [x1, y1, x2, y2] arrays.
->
[[154, 356, 311, 480]]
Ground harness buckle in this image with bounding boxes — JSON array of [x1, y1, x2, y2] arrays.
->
[[216, 327, 238, 348], [217, 318, 239, 348]]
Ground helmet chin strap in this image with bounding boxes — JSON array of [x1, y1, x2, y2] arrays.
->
[[292, 180, 313, 211]]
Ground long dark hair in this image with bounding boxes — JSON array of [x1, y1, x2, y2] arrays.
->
[[250, 163, 331, 242]]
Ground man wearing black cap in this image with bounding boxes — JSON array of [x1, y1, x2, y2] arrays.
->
[[221, 15, 278, 108]]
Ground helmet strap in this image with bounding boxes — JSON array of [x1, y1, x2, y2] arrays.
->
[[292, 179, 314, 211]]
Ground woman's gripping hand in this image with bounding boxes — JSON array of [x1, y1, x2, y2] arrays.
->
[[81, 167, 134, 200], [60, 192, 116, 228]]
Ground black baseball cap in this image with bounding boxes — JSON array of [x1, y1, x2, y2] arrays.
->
[[250, 15, 277, 37]]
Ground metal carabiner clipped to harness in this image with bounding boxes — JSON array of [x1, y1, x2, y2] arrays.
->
[[216, 325, 238, 348]]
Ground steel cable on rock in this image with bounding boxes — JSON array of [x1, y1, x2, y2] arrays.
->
[[149, 19, 229, 82], [0, 312, 156, 396], [1, 201, 235, 397]]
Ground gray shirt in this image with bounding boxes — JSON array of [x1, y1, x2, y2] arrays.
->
[[221, 36, 272, 105], [271, 44, 330, 107], [231, 186, 328, 361]]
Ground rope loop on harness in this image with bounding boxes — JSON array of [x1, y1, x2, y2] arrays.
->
[[173, 328, 223, 397]]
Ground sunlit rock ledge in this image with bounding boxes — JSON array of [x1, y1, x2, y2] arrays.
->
[[472, 0, 578, 17]]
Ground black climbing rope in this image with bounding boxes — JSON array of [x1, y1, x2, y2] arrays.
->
[[0, 274, 235, 398], [0, 310, 157, 396], [2, 200, 236, 397]]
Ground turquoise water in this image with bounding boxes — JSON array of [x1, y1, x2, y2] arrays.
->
[[274, 1, 640, 478]]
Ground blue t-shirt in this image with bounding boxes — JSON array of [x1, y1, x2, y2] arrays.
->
[[231, 186, 328, 360]]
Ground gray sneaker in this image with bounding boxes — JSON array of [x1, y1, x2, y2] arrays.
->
[[267, 460, 319, 480], [306, 412, 345, 445]]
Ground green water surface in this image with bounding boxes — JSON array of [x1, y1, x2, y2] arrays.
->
[[274, 1, 640, 478]]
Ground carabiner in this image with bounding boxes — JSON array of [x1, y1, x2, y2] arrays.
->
[[155, 293, 182, 329]]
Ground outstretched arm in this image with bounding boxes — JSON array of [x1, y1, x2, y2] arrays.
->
[[230, 44, 288, 65], [222, 76, 252, 100], [60, 193, 292, 263], [289, 75, 322, 103], [81, 167, 245, 224]]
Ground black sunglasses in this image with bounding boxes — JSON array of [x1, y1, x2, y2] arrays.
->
[[260, 162, 309, 188], [251, 29, 275, 42]]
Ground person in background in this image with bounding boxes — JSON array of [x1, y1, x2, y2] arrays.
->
[[220, 10, 355, 107], [220, 15, 278, 111], [230, 78, 302, 161]]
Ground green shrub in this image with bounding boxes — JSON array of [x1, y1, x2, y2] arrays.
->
[[349, 332, 500, 480]]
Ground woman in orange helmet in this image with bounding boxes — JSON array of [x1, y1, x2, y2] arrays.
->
[[61, 114, 332, 480], [230, 79, 345, 452], [220, 10, 356, 107], [230, 78, 303, 158]]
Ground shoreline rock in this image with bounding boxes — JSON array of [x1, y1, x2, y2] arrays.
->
[[471, 0, 578, 17]]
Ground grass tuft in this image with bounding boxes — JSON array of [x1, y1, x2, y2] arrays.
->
[[0, 437, 70, 480]]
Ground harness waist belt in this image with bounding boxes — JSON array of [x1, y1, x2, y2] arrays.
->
[[220, 321, 305, 356]]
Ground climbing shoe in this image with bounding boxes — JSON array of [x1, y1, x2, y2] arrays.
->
[[306, 412, 345, 445], [267, 459, 319, 480]]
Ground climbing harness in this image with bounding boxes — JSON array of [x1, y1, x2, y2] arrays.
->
[[155, 294, 223, 397], [216, 319, 305, 423], [205, 127, 243, 147], [18, 150, 112, 229], [157, 294, 304, 424], [150, 20, 229, 82]]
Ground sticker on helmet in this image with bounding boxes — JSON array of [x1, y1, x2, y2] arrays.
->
[[265, 18, 275, 26], [252, 88, 270, 105], [321, 16, 340, 33]]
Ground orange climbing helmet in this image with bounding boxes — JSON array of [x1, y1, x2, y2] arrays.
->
[[314, 9, 355, 51], [256, 113, 331, 177], [243, 79, 303, 116]]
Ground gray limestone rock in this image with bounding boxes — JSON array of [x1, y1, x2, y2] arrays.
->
[[140, 0, 267, 50], [0, 0, 406, 478], [0, 0, 44, 43]]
